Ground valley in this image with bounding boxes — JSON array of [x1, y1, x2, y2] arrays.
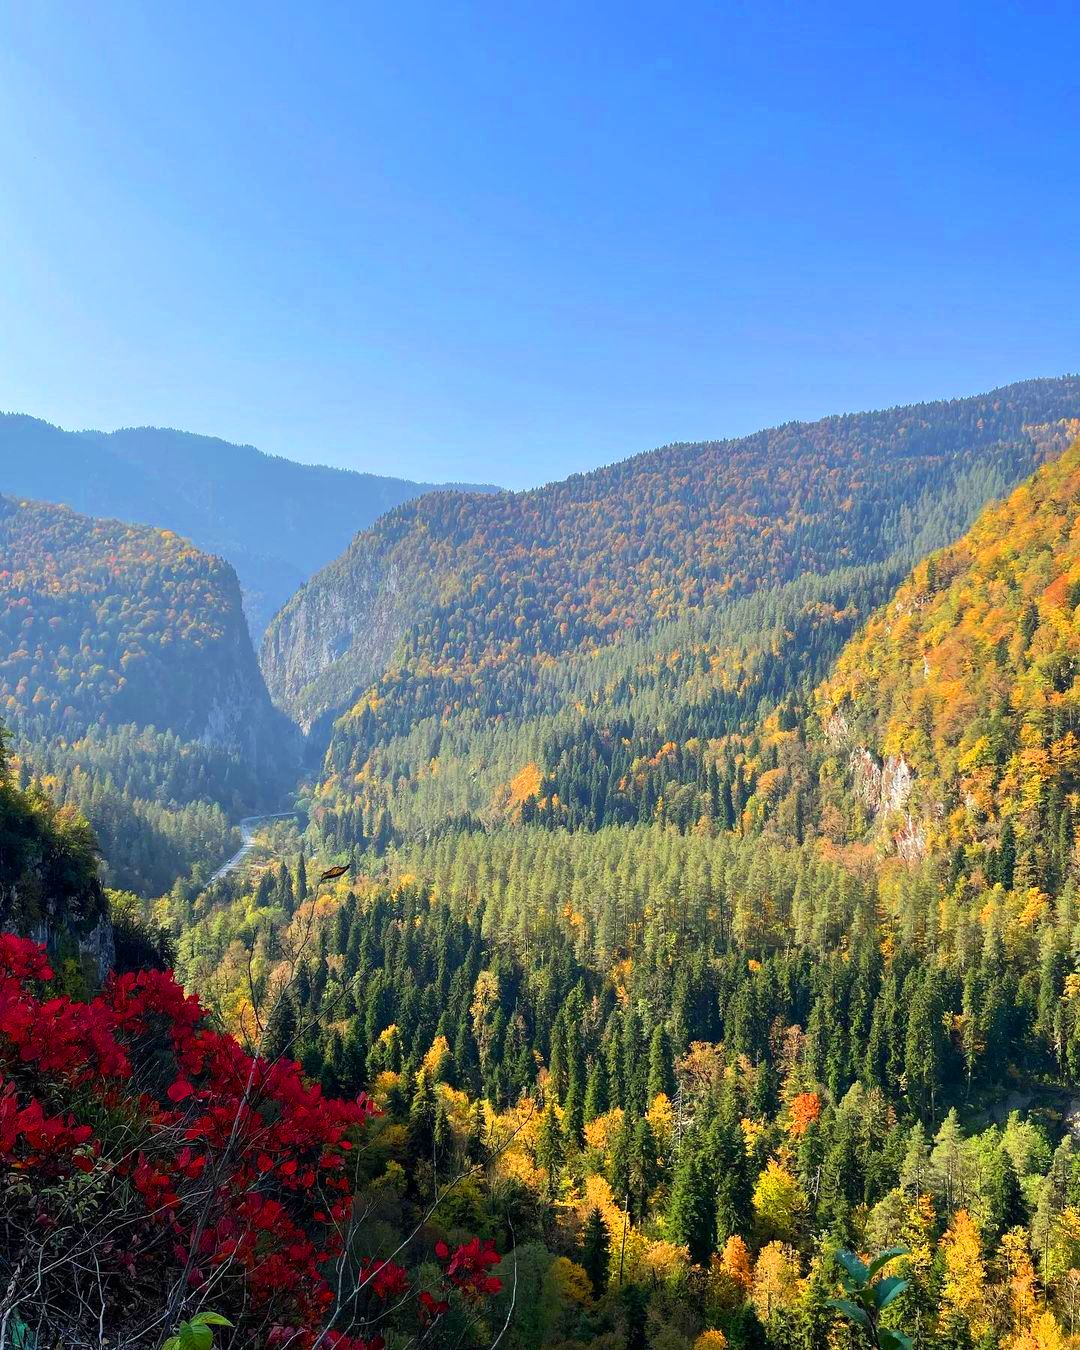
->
[[7, 378, 1080, 1349], [208, 811, 302, 883], [5, 8, 1077, 1342]]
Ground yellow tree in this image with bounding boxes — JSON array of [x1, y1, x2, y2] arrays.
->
[[719, 1234, 754, 1293], [751, 1242, 802, 1324], [1008, 1309, 1066, 1349], [752, 1159, 805, 1245], [999, 1226, 1038, 1335], [940, 1208, 987, 1339]]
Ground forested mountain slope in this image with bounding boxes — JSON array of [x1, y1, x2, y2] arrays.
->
[[165, 412, 1080, 1348], [800, 427, 1080, 886], [0, 495, 298, 891], [0, 414, 500, 634], [262, 377, 1080, 853]]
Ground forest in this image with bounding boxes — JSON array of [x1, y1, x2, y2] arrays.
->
[[0, 493, 297, 891], [275, 384, 1080, 854], [172, 425, 1080, 1347], [7, 399, 1080, 1346]]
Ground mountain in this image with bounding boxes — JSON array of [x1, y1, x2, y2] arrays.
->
[[169, 400, 1080, 1350], [15, 383, 1080, 1350], [260, 376, 1080, 852], [0, 494, 297, 891], [806, 423, 1080, 886], [0, 414, 501, 635]]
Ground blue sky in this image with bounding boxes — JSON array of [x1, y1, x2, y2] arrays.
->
[[0, 2, 1076, 490]]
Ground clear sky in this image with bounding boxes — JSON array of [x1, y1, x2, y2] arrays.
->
[[0, 2, 1076, 490]]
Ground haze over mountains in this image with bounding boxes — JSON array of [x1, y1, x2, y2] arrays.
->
[[0, 413, 501, 635], [0, 493, 297, 891]]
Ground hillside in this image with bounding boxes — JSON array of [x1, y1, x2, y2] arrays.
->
[[0, 414, 500, 634], [261, 376, 1080, 852], [174, 423, 1080, 1350], [0, 719, 110, 978], [805, 428, 1080, 887], [0, 495, 298, 891]]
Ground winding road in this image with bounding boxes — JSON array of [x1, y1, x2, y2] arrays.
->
[[210, 812, 299, 883]]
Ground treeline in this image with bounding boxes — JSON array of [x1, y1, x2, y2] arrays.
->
[[10, 718, 247, 892]]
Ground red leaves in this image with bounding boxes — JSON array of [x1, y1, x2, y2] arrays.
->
[[0, 933, 53, 983], [439, 1236, 503, 1298], [131, 1154, 180, 1212], [419, 1290, 450, 1324], [0, 1077, 96, 1171], [359, 1258, 410, 1300], [0, 936, 501, 1341]]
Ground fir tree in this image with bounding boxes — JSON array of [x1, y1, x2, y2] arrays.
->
[[581, 1206, 610, 1297]]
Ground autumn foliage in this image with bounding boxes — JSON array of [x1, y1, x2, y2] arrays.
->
[[0, 933, 499, 1346]]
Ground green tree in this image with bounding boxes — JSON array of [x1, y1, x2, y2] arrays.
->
[[582, 1206, 610, 1297]]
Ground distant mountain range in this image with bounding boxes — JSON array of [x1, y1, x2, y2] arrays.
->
[[0, 414, 500, 635]]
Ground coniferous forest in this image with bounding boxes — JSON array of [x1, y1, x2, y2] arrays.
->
[[7, 387, 1080, 1348]]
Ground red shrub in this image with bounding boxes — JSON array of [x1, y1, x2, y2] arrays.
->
[[0, 935, 500, 1345]]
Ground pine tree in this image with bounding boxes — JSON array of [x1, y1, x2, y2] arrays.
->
[[564, 1062, 585, 1149], [535, 1098, 565, 1200], [261, 992, 298, 1063], [408, 1069, 437, 1159], [295, 842, 309, 901], [584, 1057, 610, 1122], [646, 1025, 675, 1101], [628, 1117, 660, 1219], [667, 1130, 715, 1265], [609, 1115, 631, 1205], [434, 1099, 453, 1165], [341, 1019, 366, 1093], [712, 1116, 752, 1246], [581, 1206, 610, 1297]]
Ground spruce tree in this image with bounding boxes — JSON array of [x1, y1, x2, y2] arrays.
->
[[581, 1207, 610, 1297], [646, 1025, 675, 1101], [584, 1057, 610, 1122], [408, 1070, 437, 1159], [535, 1098, 565, 1200], [295, 842, 309, 901], [666, 1131, 715, 1264], [261, 992, 298, 1063]]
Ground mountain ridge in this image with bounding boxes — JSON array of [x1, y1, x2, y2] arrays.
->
[[0, 492, 298, 890], [0, 413, 501, 635], [259, 375, 1080, 739]]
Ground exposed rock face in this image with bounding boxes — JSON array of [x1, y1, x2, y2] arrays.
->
[[894, 814, 928, 863], [261, 536, 422, 734], [850, 749, 915, 817], [823, 710, 851, 749], [29, 911, 116, 985], [847, 746, 925, 859], [198, 600, 301, 775]]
